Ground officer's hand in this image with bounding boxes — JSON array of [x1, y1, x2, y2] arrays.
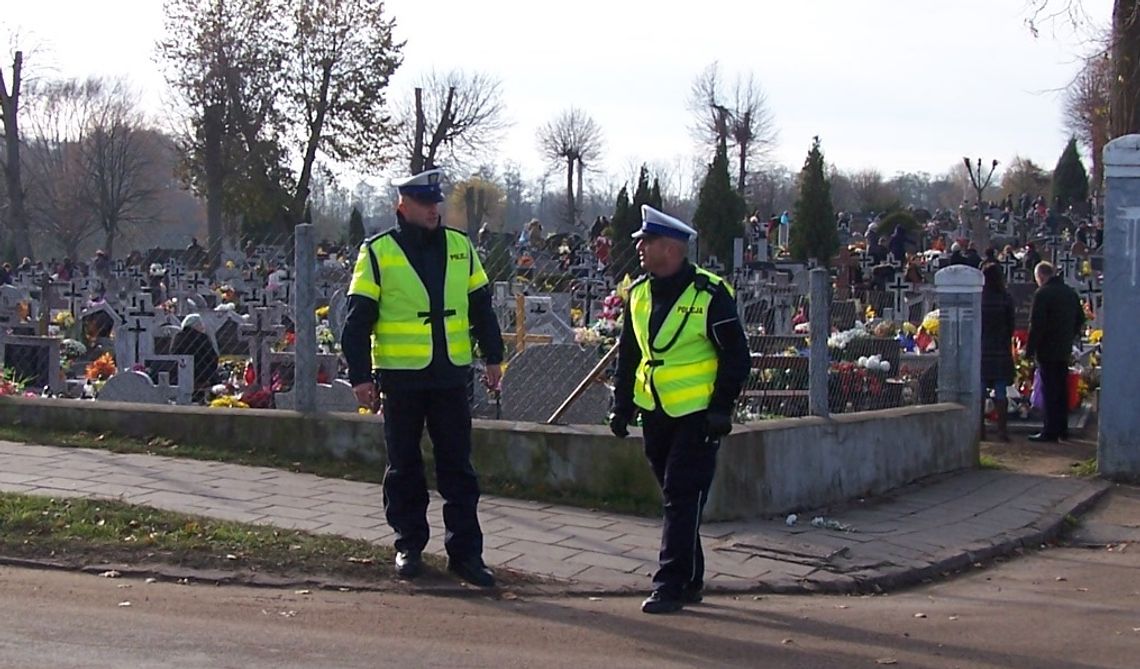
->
[[483, 363, 502, 390], [352, 382, 375, 410], [705, 411, 733, 439], [608, 412, 629, 439]]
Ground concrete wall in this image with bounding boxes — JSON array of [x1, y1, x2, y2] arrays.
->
[[707, 404, 977, 519], [0, 397, 976, 521]]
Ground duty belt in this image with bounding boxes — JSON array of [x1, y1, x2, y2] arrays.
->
[[417, 308, 457, 324]]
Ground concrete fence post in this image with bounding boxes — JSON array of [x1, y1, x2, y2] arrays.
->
[[934, 265, 983, 442], [1098, 134, 1140, 479], [809, 267, 830, 417], [293, 223, 316, 413]]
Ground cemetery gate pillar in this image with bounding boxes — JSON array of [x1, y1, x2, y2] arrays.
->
[[934, 265, 983, 447], [1098, 135, 1140, 479]]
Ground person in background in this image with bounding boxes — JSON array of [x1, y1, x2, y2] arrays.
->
[[980, 262, 1015, 442], [171, 313, 219, 403], [1026, 261, 1084, 442]]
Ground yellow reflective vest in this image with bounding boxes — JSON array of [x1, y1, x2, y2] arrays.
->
[[629, 267, 725, 417], [348, 227, 488, 370]]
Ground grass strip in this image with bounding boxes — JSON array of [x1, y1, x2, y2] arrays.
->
[[0, 492, 400, 580]]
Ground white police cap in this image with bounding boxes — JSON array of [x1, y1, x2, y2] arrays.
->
[[632, 205, 697, 241], [391, 168, 445, 203]]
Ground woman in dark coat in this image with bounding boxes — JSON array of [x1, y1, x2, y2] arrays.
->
[[172, 313, 219, 403], [980, 262, 1015, 441]]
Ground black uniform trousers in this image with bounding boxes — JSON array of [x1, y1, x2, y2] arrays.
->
[[381, 385, 483, 561], [641, 408, 718, 598], [1037, 360, 1070, 439]]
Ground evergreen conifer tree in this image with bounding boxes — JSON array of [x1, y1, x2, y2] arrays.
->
[[348, 206, 365, 248], [609, 186, 636, 276], [1051, 137, 1089, 212], [693, 139, 747, 272], [789, 136, 838, 266], [650, 178, 663, 210]]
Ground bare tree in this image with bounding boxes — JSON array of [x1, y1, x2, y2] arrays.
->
[[688, 62, 777, 195], [1063, 49, 1112, 190], [397, 69, 509, 174], [536, 108, 603, 229], [0, 49, 32, 260], [79, 81, 160, 259], [21, 78, 105, 259]]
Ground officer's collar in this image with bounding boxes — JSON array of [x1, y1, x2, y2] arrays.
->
[[396, 211, 444, 244], [649, 260, 695, 291]]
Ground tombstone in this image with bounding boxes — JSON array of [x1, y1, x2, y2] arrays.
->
[[141, 354, 195, 405], [275, 379, 358, 412], [326, 288, 348, 342], [831, 299, 858, 330], [95, 370, 167, 404], [1080, 277, 1104, 324], [0, 285, 28, 327], [1007, 283, 1038, 331], [0, 334, 63, 395], [210, 311, 251, 356], [499, 344, 611, 424], [522, 295, 574, 344], [239, 308, 286, 387], [264, 351, 338, 393]]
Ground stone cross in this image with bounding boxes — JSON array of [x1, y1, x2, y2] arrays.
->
[[1056, 249, 1078, 282], [166, 263, 187, 291], [184, 271, 208, 296], [998, 253, 1019, 283], [60, 279, 84, 317], [885, 273, 914, 320], [240, 307, 285, 388], [1045, 235, 1063, 264]]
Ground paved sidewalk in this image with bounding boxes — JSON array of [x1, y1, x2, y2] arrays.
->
[[0, 441, 1109, 594]]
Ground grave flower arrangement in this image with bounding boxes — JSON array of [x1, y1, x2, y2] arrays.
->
[[0, 366, 29, 397], [316, 322, 337, 354], [60, 338, 87, 366], [574, 289, 624, 348], [85, 352, 116, 383]]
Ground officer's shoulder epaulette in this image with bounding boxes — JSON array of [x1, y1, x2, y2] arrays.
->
[[363, 229, 395, 246], [628, 274, 651, 289]]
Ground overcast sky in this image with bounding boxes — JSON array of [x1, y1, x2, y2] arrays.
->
[[8, 0, 1111, 191]]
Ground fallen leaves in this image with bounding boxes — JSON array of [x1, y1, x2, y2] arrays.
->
[[346, 556, 373, 565], [99, 570, 121, 578]]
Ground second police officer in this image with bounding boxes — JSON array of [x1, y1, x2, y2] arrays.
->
[[609, 205, 750, 614]]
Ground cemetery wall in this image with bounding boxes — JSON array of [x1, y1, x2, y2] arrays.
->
[[706, 403, 976, 519], [1, 397, 975, 520]]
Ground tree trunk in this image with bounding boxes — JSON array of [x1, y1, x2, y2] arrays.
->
[[411, 87, 424, 173], [1112, 0, 1140, 136], [565, 158, 575, 229], [423, 86, 456, 171], [204, 103, 225, 271], [104, 228, 117, 261], [737, 140, 748, 195], [292, 61, 332, 231], [1, 51, 32, 262], [575, 157, 583, 226]]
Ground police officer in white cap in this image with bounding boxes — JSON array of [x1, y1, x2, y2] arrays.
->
[[341, 167, 504, 588], [608, 205, 750, 613]]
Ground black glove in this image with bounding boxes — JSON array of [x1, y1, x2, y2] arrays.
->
[[608, 412, 629, 438], [705, 411, 733, 439]]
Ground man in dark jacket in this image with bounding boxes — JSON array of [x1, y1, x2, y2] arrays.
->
[[1026, 261, 1084, 442]]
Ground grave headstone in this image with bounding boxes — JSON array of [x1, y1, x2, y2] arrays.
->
[[0, 334, 63, 395], [1007, 283, 1038, 331], [95, 370, 167, 404], [141, 354, 195, 405], [275, 379, 358, 412]]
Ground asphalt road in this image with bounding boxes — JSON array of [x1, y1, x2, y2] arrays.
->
[[2, 531, 1137, 669]]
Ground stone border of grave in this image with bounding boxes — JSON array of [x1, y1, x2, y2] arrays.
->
[[0, 396, 975, 521]]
